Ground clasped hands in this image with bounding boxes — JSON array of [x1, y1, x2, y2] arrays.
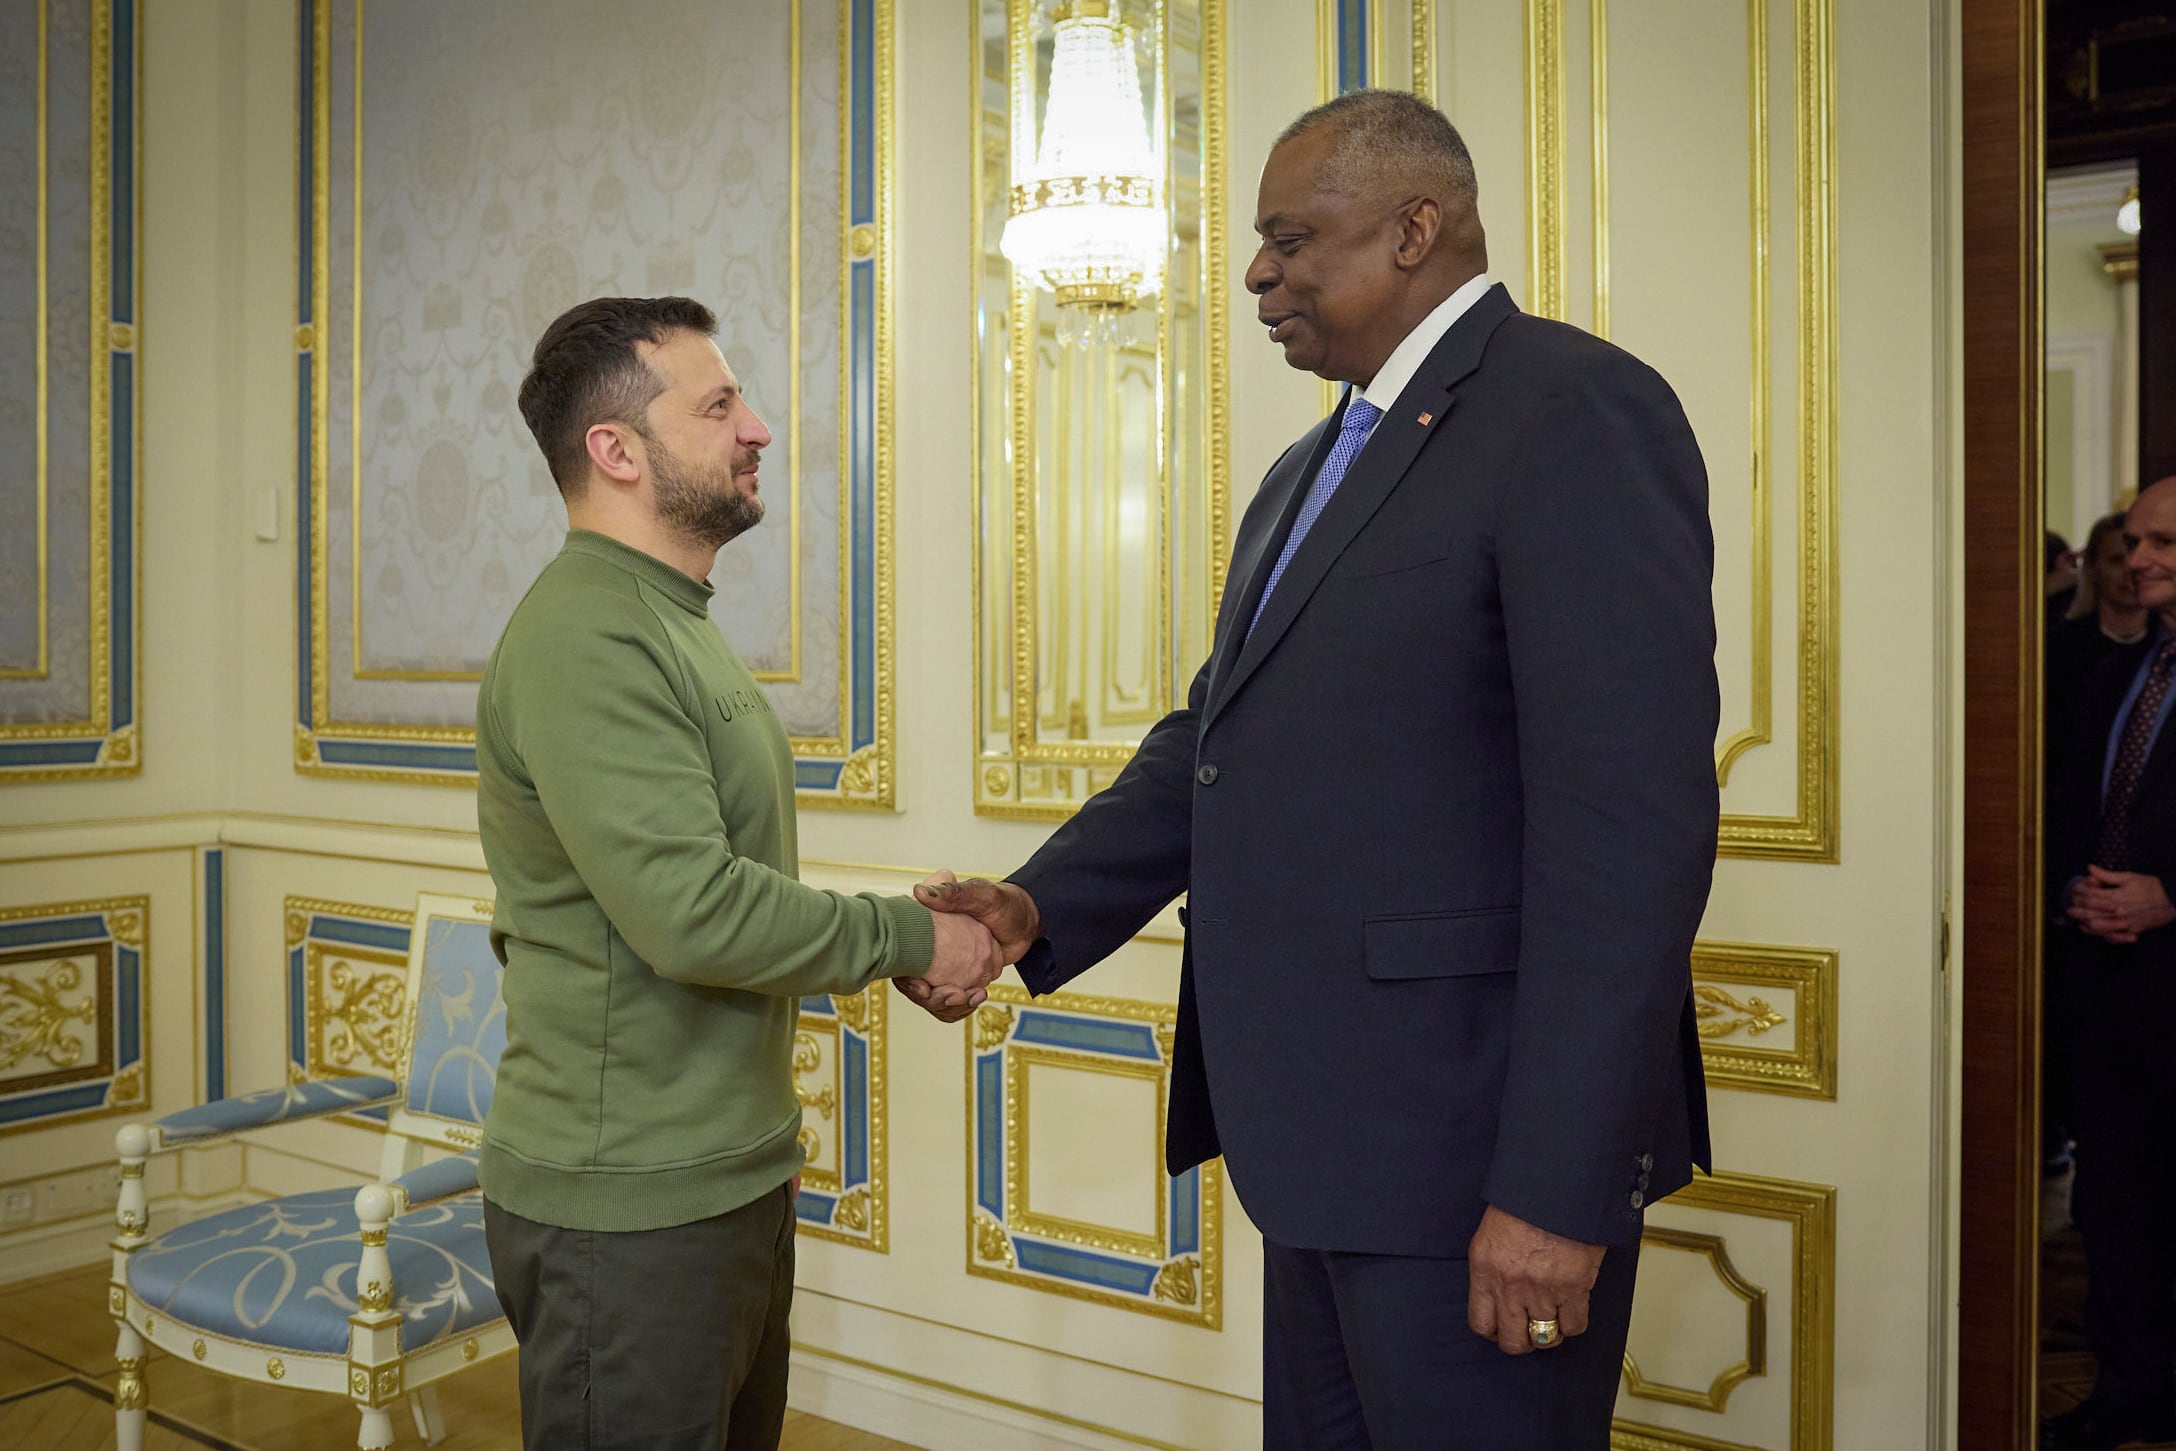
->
[[895, 871, 1043, 1023], [2069, 864, 2176, 944]]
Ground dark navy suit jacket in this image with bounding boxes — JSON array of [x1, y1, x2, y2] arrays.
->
[[1011, 285, 1719, 1256]]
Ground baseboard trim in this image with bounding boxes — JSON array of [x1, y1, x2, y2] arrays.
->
[[787, 1345, 1206, 1451]]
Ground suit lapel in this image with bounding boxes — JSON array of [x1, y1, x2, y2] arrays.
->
[[1204, 285, 1519, 731], [1203, 416, 1338, 714]]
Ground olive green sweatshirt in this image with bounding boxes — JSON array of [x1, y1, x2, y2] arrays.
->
[[475, 529, 935, 1231]]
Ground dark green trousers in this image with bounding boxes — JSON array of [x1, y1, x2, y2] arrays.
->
[[483, 1183, 796, 1451]]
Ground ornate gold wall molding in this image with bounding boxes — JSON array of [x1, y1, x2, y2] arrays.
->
[[1524, 0, 1567, 320], [0, 895, 150, 1136], [1614, 1170, 1835, 1451], [1691, 941, 1836, 1100], [965, 983, 1220, 1327], [283, 895, 411, 1125], [0, 0, 142, 782], [1622, 1226, 1767, 1413], [793, 986, 889, 1251]]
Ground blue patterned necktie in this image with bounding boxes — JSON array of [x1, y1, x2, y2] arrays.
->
[[2095, 638, 2176, 870], [1247, 396, 1384, 640]]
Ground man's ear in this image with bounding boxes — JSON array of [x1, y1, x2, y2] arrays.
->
[[585, 422, 643, 487], [1396, 197, 1445, 270]]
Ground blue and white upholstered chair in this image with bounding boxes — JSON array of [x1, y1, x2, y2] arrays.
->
[[106, 893, 513, 1450]]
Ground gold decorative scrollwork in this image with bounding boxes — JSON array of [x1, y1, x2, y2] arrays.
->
[[443, 1124, 482, 1148], [101, 725, 138, 766], [294, 724, 320, 767], [1693, 984, 1787, 1040], [107, 1063, 145, 1109], [114, 1357, 146, 1409], [116, 1207, 143, 1234], [374, 1365, 402, 1399], [192, 1339, 206, 1360], [834, 1187, 871, 1233], [797, 1127, 820, 1164], [106, 910, 144, 951], [837, 745, 881, 799], [982, 765, 1013, 797], [832, 992, 872, 1033], [107, 1285, 125, 1317], [357, 1278, 392, 1313], [320, 959, 407, 1070], [1154, 1022, 1177, 1062], [267, 1357, 285, 1380], [359, 1227, 388, 1247], [1152, 1256, 1201, 1306], [0, 961, 96, 1071], [462, 1338, 479, 1361], [973, 1208, 1016, 1268], [286, 910, 311, 949], [349, 1367, 370, 1398], [973, 1004, 1017, 1052]]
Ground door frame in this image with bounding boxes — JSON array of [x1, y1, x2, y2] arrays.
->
[[1959, 0, 2043, 1446]]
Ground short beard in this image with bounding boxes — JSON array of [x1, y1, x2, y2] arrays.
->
[[647, 431, 763, 550]]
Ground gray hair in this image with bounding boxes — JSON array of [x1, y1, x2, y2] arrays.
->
[[1277, 89, 1479, 213]]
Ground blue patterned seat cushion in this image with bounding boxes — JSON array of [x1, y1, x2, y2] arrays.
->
[[127, 1188, 501, 1355]]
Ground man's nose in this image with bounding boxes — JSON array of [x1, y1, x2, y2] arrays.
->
[[1245, 252, 1277, 295], [743, 410, 774, 449]]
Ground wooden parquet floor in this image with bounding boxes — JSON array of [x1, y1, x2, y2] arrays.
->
[[0, 1261, 916, 1450]]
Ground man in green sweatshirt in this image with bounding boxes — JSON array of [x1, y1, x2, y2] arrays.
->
[[477, 295, 999, 1451]]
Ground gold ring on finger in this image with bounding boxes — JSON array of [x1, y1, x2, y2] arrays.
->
[[1528, 1317, 1561, 1349]]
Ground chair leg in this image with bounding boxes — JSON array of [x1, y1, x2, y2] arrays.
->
[[357, 1403, 396, 1450], [113, 1316, 147, 1451], [409, 1384, 447, 1445]]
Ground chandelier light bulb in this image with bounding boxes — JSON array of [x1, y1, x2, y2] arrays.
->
[[1001, 1, 1166, 317], [2117, 182, 2141, 237]]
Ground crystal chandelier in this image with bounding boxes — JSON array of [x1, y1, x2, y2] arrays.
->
[[1001, 1, 1165, 325]]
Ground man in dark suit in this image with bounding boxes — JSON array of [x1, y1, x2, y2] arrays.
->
[[2043, 474, 2176, 1451], [911, 90, 1719, 1449]]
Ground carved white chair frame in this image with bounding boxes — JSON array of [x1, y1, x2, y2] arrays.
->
[[105, 893, 513, 1450]]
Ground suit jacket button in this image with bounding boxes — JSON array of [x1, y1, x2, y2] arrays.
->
[[1638, 1153, 1654, 1172], [1197, 764, 1219, 786], [1630, 1191, 1645, 1210], [1637, 1173, 1650, 1190]]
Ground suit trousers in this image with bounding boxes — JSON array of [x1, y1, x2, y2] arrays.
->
[[2068, 937, 2176, 1416], [1262, 1236, 1641, 1450], [483, 1184, 796, 1451]]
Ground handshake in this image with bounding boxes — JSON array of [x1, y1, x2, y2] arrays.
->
[[895, 871, 1041, 1024]]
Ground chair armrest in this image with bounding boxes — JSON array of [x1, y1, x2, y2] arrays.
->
[[386, 1152, 479, 1213], [143, 1075, 401, 1150]]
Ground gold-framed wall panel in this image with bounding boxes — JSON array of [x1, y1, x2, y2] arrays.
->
[[295, 0, 895, 807], [964, 983, 1221, 1328], [792, 986, 889, 1250], [0, 894, 151, 1138], [1, 0, 142, 782], [1691, 940, 1836, 1100], [1569, 0, 1836, 861], [1612, 1170, 1834, 1451], [971, 0, 1230, 820], [281, 894, 413, 1129], [1621, 1224, 1768, 1414]]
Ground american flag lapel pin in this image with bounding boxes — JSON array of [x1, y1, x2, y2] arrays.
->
[[1417, 411, 1434, 426]]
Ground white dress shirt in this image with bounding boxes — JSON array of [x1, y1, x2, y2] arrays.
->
[[1354, 271, 1497, 422]]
